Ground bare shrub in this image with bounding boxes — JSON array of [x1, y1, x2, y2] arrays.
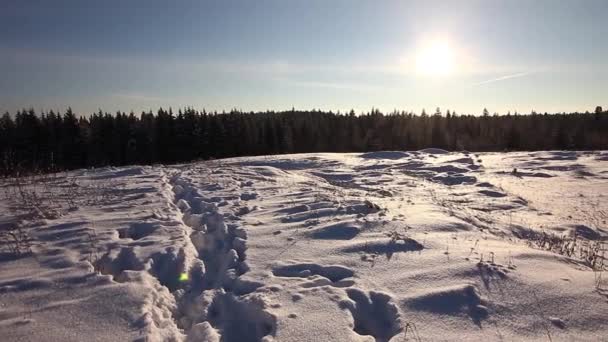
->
[[2, 167, 131, 221], [85, 227, 104, 272], [0, 221, 32, 256], [1, 170, 82, 219], [403, 321, 422, 342], [385, 227, 412, 244], [78, 177, 127, 206], [524, 229, 608, 273]]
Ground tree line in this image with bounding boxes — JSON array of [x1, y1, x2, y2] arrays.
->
[[1, 106, 606, 175]]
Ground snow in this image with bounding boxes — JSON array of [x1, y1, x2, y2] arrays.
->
[[1, 150, 607, 341]]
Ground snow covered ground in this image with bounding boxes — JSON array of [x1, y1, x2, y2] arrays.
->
[[1, 150, 607, 341]]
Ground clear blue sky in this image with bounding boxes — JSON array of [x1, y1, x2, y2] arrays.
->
[[1, 0, 606, 115]]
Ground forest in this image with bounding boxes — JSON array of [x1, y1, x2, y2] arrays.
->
[[1, 106, 607, 175]]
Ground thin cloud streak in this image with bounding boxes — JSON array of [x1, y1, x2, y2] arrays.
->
[[473, 72, 531, 86], [0, 46, 528, 78]]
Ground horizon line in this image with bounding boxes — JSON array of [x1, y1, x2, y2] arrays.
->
[[2, 106, 605, 117]]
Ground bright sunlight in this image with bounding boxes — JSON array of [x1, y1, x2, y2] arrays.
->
[[415, 40, 455, 76]]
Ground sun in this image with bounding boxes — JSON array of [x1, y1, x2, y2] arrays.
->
[[415, 40, 455, 76]]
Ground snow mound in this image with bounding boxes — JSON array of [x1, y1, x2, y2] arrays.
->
[[431, 173, 477, 185], [551, 224, 604, 240], [418, 148, 449, 154], [404, 284, 489, 323], [359, 151, 410, 160], [308, 222, 361, 240], [340, 238, 424, 257]]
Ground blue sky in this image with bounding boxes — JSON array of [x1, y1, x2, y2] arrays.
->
[[1, 0, 607, 115]]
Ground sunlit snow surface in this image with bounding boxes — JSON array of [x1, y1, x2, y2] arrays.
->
[[1, 150, 607, 341]]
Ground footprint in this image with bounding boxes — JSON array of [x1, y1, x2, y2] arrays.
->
[[171, 175, 274, 342], [478, 190, 507, 198], [341, 288, 402, 342], [149, 248, 188, 291], [94, 247, 144, 281], [240, 192, 258, 201], [118, 222, 158, 240], [207, 292, 276, 342], [272, 263, 354, 282]]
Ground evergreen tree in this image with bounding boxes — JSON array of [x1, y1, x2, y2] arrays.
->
[[0, 107, 606, 175]]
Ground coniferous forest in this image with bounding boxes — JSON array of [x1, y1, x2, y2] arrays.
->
[[1, 106, 607, 175]]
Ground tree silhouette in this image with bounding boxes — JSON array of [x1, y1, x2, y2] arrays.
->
[[0, 106, 606, 175]]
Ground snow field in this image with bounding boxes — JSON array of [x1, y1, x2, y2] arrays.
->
[[1, 150, 607, 341]]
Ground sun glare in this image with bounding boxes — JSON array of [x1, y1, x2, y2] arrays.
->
[[415, 40, 455, 76]]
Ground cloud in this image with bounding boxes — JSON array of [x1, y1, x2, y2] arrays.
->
[[473, 72, 531, 86]]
